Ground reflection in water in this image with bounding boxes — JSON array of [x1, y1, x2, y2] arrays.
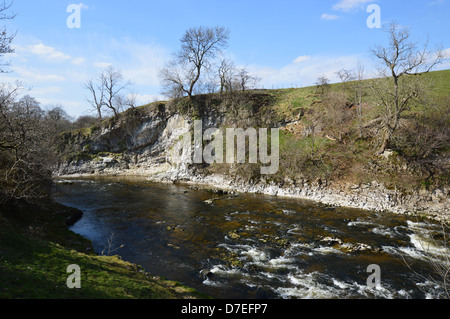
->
[[52, 176, 449, 299]]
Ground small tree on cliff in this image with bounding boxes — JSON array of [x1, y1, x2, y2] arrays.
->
[[84, 66, 133, 119], [160, 26, 230, 99]]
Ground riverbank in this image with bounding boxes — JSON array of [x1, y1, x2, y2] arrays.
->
[[0, 198, 209, 299], [154, 172, 450, 224]]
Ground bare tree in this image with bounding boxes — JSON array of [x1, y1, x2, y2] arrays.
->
[[101, 66, 131, 117], [336, 69, 356, 92], [0, 2, 55, 203], [234, 68, 260, 93], [218, 58, 235, 94], [44, 105, 72, 134], [355, 62, 365, 106], [315, 76, 330, 96], [125, 90, 138, 109], [160, 26, 230, 99], [370, 22, 444, 155], [84, 66, 133, 119], [354, 62, 365, 138], [0, 81, 22, 151], [0, 91, 52, 202], [0, 0, 16, 73], [83, 79, 104, 120]]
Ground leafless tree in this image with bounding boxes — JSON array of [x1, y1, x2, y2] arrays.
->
[[101, 66, 132, 117], [45, 105, 72, 133], [0, 81, 22, 151], [234, 68, 260, 93], [0, 0, 17, 73], [84, 66, 133, 119], [83, 79, 104, 120], [336, 64, 366, 139], [218, 58, 236, 94], [355, 62, 365, 106], [320, 91, 354, 143], [370, 22, 444, 155], [353, 63, 365, 138], [0, 90, 53, 202], [336, 69, 356, 92], [315, 76, 330, 96], [160, 26, 230, 99]]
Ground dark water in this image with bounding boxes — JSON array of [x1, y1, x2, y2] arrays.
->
[[52, 176, 449, 299]]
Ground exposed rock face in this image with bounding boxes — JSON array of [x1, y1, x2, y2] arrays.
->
[[54, 103, 449, 223]]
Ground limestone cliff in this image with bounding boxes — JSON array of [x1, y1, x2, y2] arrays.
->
[[54, 99, 449, 223]]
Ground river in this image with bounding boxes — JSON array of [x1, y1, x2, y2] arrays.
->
[[52, 176, 449, 299]]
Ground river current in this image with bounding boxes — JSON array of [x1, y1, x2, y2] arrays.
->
[[52, 176, 449, 299]]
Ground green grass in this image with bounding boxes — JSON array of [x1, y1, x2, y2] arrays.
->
[[263, 69, 450, 114], [0, 201, 208, 299], [424, 69, 450, 97]]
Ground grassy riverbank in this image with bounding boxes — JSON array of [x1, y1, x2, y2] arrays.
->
[[0, 199, 208, 299]]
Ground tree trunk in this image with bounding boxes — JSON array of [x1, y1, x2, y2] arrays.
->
[[376, 124, 393, 155]]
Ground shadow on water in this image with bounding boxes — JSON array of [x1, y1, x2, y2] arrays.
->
[[52, 176, 450, 299]]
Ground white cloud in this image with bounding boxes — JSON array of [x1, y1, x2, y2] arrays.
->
[[442, 48, 450, 58], [114, 40, 170, 87], [293, 56, 311, 63], [93, 61, 113, 69], [321, 13, 341, 20], [35, 97, 85, 114], [436, 48, 450, 69], [13, 66, 65, 82], [332, 0, 373, 12], [249, 54, 374, 89], [72, 57, 86, 65], [30, 86, 62, 96], [27, 43, 71, 62]]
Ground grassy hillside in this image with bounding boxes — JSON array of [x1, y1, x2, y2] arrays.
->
[[201, 69, 450, 189], [425, 69, 450, 97], [0, 200, 208, 299], [259, 68, 450, 118]]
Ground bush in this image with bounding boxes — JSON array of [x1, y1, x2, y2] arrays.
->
[[391, 97, 450, 159], [277, 131, 332, 181]]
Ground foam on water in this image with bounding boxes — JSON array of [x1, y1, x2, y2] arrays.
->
[[313, 246, 344, 255], [272, 271, 409, 299], [372, 226, 396, 238], [347, 220, 376, 227]]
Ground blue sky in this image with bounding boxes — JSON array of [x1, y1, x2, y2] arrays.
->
[[1, 0, 449, 118]]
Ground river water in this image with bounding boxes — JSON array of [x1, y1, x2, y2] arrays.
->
[[52, 176, 449, 299]]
